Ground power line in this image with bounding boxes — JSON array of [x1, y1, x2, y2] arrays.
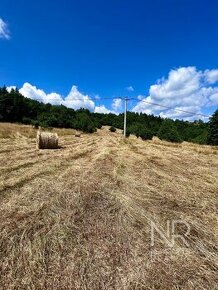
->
[[0, 93, 216, 120], [129, 98, 212, 119]]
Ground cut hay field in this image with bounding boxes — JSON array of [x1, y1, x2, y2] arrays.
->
[[0, 123, 218, 290]]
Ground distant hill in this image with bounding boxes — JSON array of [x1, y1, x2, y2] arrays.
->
[[0, 86, 212, 144]]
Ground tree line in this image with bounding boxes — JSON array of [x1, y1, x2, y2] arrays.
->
[[0, 86, 217, 145]]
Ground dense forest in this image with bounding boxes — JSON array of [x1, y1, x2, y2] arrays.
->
[[0, 86, 217, 145]]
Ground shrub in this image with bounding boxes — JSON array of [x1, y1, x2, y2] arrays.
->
[[86, 123, 97, 133], [109, 126, 116, 132]]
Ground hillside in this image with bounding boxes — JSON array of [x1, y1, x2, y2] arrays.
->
[[0, 124, 218, 290], [0, 87, 211, 144]]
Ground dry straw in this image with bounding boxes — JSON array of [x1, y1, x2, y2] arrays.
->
[[75, 132, 81, 137], [36, 131, 58, 149], [0, 126, 217, 289]]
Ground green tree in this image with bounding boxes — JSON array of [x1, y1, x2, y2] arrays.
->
[[157, 119, 181, 143], [207, 110, 218, 145], [76, 113, 97, 133]]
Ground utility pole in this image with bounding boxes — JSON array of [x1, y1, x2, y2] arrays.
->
[[124, 98, 128, 138]]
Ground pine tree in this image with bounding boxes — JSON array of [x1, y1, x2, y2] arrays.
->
[[207, 110, 218, 145]]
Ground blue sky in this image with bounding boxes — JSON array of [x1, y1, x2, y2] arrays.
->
[[0, 0, 218, 119]]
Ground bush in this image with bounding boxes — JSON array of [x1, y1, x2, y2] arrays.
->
[[157, 119, 181, 143], [86, 123, 97, 133], [109, 126, 116, 132]]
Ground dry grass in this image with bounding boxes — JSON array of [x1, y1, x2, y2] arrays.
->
[[0, 123, 217, 289], [0, 122, 77, 138]]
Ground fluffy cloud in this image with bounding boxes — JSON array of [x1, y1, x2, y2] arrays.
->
[[20, 83, 53, 103], [19, 82, 64, 105], [6, 86, 16, 92], [209, 92, 218, 104], [64, 86, 95, 111], [95, 105, 112, 114], [0, 18, 10, 39], [204, 69, 218, 84], [133, 67, 218, 120], [94, 104, 118, 114], [112, 98, 122, 111], [12, 82, 108, 112]]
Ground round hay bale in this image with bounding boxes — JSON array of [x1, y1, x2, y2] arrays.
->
[[36, 131, 58, 149], [75, 133, 81, 137]]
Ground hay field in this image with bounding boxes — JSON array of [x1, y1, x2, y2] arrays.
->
[[0, 123, 218, 290]]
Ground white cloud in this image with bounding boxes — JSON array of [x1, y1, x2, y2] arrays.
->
[[17, 83, 96, 111], [126, 86, 134, 92], [94, 104, 118, 114], [20, 83, 49, 102], [6, 86, 16, 92], [46, 93, 63, 106], [0, 18, 10, 39], [204, 69, 218, 84], [133, 67, 218, 120], [209, 92, 218, 104], [149, 67, 201, 103], [95, 105, 112, 114], [63, 86, 95, 111], [112, 98, 122, 111], [19, 83, 63, 105]]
